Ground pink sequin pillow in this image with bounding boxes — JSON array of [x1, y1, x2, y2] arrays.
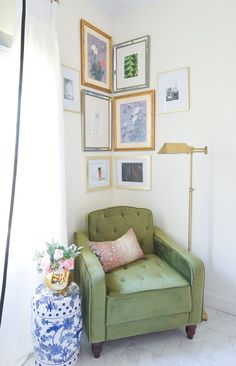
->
[[88, 228, 144, 272]]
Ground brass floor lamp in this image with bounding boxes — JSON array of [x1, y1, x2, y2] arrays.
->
[[158, 143, 208, 320]]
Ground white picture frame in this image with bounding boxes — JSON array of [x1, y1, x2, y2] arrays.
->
[[86, 156, 112, 192], [157, 67, 190, 114], [82, 90, 112, 151], [115, 155, 151, 190], [62, 65, 80, 113]]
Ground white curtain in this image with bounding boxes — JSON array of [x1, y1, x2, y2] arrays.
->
[[0, 1, 67, 365]]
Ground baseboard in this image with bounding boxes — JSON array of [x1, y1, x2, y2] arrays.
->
[[205, 291, 236, 316]]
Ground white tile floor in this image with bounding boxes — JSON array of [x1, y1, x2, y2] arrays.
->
[[25, 307, 236, 366]]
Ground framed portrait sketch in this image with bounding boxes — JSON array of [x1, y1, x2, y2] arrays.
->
[[81, 19, 112, 93], [62, 65, 80, 113], [115, 155, 151, 190], [157, 67, 190, 113], [113, 35, 150, 93], [113, 90, 155, 151], [86, 156, 112, 192], [81, 90, 112, 151]]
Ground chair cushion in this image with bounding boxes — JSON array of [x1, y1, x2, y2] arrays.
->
[[106, 254, 191, 325], [88, 206, 154, 254], [88, 228, 144, 272]]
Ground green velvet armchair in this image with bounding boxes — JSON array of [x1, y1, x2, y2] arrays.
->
[[74, 206, 205, 358]]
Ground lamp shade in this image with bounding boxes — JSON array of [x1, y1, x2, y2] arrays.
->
[[158, 143, 207, 155], [158, 143, 192, 154]]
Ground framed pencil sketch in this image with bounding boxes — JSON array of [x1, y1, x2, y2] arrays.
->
[[157, 67, 190, 113], [115, 155, 151, 190], [81, 19, 112, 93], [113, 35, 150, 93], [113, 90, 155, 151], [81, 90, 112, 151], [86, 156, 112, 192], [62, 65, 80, 113]]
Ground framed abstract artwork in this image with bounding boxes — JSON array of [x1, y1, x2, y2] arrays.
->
[[81, 19, 112, 93], [62, 65, 80, 113], [81, 90, 112, 151], [113, 90, 155, 151], [113, 35, 150, 93], [157, 67, 190, 113], [86, 156, 112, 192], [115, 155, 151, 190]]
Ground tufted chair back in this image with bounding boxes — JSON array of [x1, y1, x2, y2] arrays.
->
[[88, 206, 154, 254]]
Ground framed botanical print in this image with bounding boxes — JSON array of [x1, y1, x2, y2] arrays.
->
[[62, 65, 80, 113], [81, 90, 112, 151], [115, 155, 151, 190], [86, 156, 112, 192], [81, 19, 112, 93], [157, 67, 190, 113], [113, 35, 150, 93], [113, 90, 155, 151]]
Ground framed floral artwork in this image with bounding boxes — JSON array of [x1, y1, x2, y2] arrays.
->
[[81, 90, 112, 151], [113, 90, 155, 151], [86, 156, 112, 192], [81, 19, 112, 93], [113, 35, 150, 93], [115, 155, 151, 190], [62, 65, 80, 113], [157, 67, 190, 113]]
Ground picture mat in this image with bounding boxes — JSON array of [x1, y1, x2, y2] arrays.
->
[[62, 66, 80, 112], [115, 94, 152, 149], [116, 156, 151, 190], [87, 158, 111, 190], [116, 42, 146, 89], [158, 68, 189, 113], [84, 94, 110, 148], [84, 25, 110, 91]]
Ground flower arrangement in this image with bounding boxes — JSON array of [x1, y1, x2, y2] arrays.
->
[[34, 241, 82, 275]]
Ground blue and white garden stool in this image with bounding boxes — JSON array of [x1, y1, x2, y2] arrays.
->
[[31, 282, 82, 366]]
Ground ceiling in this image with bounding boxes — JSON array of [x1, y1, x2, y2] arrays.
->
[[95, 0, 146, 15]]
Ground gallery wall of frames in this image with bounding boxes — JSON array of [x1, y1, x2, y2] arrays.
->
[[62, 19, 190, 193]]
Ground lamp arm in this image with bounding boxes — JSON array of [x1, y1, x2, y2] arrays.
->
[[190, 146, 208, 154]]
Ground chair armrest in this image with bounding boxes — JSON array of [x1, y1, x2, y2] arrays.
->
[[74, 231, 106, 342], [153, 226, 205, 324]]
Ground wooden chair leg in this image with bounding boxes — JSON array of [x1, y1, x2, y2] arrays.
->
[[186, 325, 197, 339], [91, 342, 103, 358]]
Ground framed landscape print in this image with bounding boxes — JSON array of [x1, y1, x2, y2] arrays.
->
[[113, 90, 155, 151], [81, 19, 112, 93], [157, 67, 190, 113], [81, 90, 112, 151], [115, 155, 151, 190], [86, 156, 112, 192], [62, 65, 80, 113], [113, 35, 150, 93]]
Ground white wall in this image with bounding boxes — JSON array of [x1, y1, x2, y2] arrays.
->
[[58, 0, 236, 314], [57, 0, 113, 242], [112, 0, 236, 314], [0, 0, 15, 34]]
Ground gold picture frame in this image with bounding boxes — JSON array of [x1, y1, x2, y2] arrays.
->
[[157, 67, 190, 114], [113, 90, 155, 151], [86, 156, 112, 192], [115, 155, 151, 190], [81, 19, 112, 93]]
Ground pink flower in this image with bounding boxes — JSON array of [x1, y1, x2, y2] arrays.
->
[[54, 249, 64, 260], [100, 59, 106, 68], [41, 256, 52, 274], [62, 259, 74, 270]]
